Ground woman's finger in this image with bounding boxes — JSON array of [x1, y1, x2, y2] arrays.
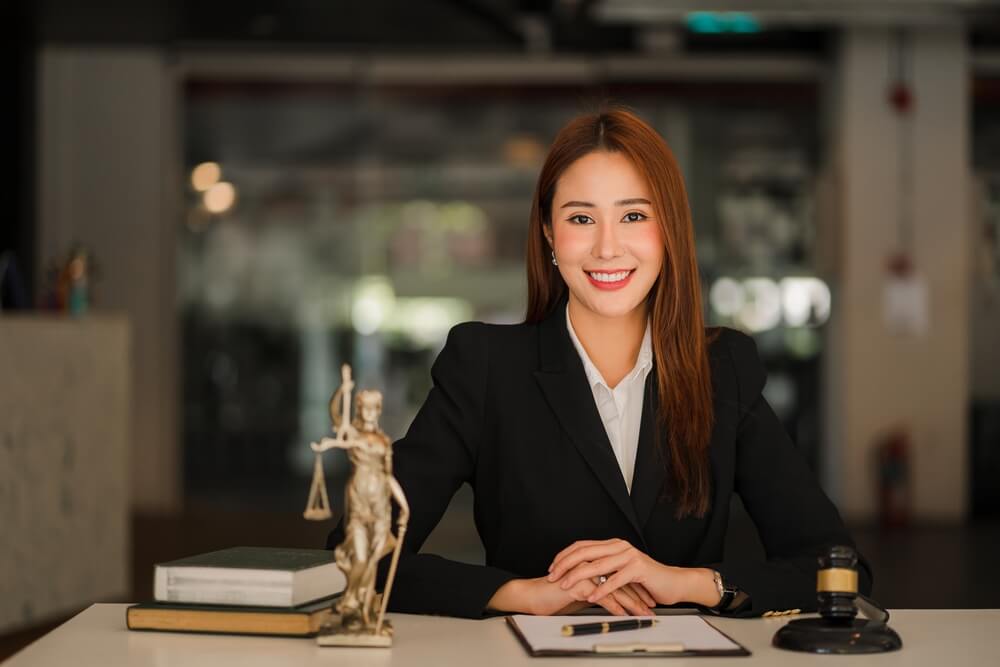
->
[[558, 551, 632, 589], [609, 584, 643, 613], [549, 541, 619, 577], [548, 541, 631, 581], [575, 577, 642, 617], [629, 582, 657, 608], [587, 563, 639, 602], [549, 540, 601, 569], [595, 595, 628, 616], [549, 538, 630, 573], [611, 587, 652, 616], [565, 577, 593, 601]]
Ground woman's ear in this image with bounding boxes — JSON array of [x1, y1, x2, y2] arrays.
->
[[543, 226, 554, 249]]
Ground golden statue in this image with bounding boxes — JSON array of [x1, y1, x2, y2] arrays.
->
[[305, 364, 410, 647]]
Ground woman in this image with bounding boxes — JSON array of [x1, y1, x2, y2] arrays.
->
[[327, 107, 871, 619]]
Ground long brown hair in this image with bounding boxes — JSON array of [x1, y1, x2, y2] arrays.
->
[[524, 106, 718, 518]]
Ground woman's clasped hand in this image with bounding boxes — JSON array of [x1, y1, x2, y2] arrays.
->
[[543, 538, 719, 614], [512, 573, 657, 617]]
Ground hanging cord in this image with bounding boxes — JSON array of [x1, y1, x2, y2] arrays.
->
[[889, 29, 915, 265]]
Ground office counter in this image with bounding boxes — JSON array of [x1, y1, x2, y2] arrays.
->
[[6, 604, 998, 666]]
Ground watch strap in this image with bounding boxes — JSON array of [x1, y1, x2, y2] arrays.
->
[[711, 570, 738, 611]]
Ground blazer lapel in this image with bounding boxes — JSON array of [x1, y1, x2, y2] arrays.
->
[[629, 372, 667, 531], [532, 300, 645, 541]]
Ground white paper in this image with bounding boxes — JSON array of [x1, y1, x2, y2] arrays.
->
[[509, 614, 741, 653], [884, 273, 929, 337]]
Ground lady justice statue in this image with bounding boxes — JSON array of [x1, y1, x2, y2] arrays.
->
[[304, 364, 410, 647]]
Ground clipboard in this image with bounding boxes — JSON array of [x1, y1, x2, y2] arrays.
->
[[505, 614, 751, 657]]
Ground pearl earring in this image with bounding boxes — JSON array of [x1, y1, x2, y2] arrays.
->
[[551, 250, 558, 266]]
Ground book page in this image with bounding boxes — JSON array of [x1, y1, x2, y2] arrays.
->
[[510, 614, 741, 653]]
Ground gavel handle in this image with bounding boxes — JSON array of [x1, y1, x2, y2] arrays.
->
[[855, 594, 890, 626]]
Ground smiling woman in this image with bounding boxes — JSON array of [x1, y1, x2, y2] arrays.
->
[[527, 109, 715, 521], [326, 106, 870, 620], [551, 153, 662, 304]]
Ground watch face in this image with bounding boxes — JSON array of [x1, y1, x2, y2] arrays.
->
[[713, 571, 736, 593]]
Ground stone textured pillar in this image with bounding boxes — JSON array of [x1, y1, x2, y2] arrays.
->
[[0, 317, 130, 632], [824, 27, 970, 521]]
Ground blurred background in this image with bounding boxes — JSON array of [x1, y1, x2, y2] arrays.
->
[[3, 0, 1000, 656]]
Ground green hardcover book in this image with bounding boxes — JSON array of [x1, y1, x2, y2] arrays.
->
[[154, 547, 345, 608], [127, 596, 338, 637]]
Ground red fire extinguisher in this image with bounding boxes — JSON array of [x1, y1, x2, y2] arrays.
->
[[876, 427, 911, 529]]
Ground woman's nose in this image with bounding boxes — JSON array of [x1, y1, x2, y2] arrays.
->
[[592, 219, 623, 259]]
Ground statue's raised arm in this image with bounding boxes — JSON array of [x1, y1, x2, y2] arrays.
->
[[310, 436, 356, 453]]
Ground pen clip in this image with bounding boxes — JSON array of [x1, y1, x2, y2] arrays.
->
[[593, 642, 685, 653]]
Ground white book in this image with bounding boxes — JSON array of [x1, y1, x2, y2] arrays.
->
[[154, 547, 346, 607]]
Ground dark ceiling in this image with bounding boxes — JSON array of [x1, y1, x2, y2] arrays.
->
[[27, 1, 612, 50], [22, 0, 834, 54]]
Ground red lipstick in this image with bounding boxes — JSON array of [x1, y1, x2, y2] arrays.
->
[[585, 269, 634, 291]]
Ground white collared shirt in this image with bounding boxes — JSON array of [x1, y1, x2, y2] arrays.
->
[[566, 304, 654, 494]]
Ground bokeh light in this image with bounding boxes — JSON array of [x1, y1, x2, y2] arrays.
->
[[203, 182, 237, 214], [191, 162, 221, 192]]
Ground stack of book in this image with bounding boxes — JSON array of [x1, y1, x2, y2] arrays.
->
[[126, 546, 346, 637]]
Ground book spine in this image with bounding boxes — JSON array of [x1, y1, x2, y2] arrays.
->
[[126, 606, 326, 637], [154, 566, 167, 602]]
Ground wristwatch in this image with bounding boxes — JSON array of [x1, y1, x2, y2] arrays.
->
[[711, 570, 738, 611]]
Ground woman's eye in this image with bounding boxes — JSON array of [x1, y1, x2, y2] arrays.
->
[[568, 214, 593, 225], [623, 212, 648, 223]]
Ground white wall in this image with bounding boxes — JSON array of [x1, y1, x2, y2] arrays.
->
[[825, 27, 970, 521], [37, 48, 181, 513]]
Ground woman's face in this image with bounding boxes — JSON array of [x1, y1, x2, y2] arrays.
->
[[546, 150, 664, 320]]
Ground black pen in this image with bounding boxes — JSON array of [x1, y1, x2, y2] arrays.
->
[[561, 618, 657, 636]]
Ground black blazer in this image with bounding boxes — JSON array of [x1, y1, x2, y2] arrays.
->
[[327, 299, 872, 619]]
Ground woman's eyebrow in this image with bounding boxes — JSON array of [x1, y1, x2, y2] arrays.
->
[[559, 197, 652, 208]]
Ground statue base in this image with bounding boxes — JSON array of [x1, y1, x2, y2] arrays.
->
[[316, 618, 393, 648]]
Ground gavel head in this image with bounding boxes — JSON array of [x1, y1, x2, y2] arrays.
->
[[817, 545, 859, 623]]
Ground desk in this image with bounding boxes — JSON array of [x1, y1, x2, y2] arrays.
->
[[5, 605, 998, 666]]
